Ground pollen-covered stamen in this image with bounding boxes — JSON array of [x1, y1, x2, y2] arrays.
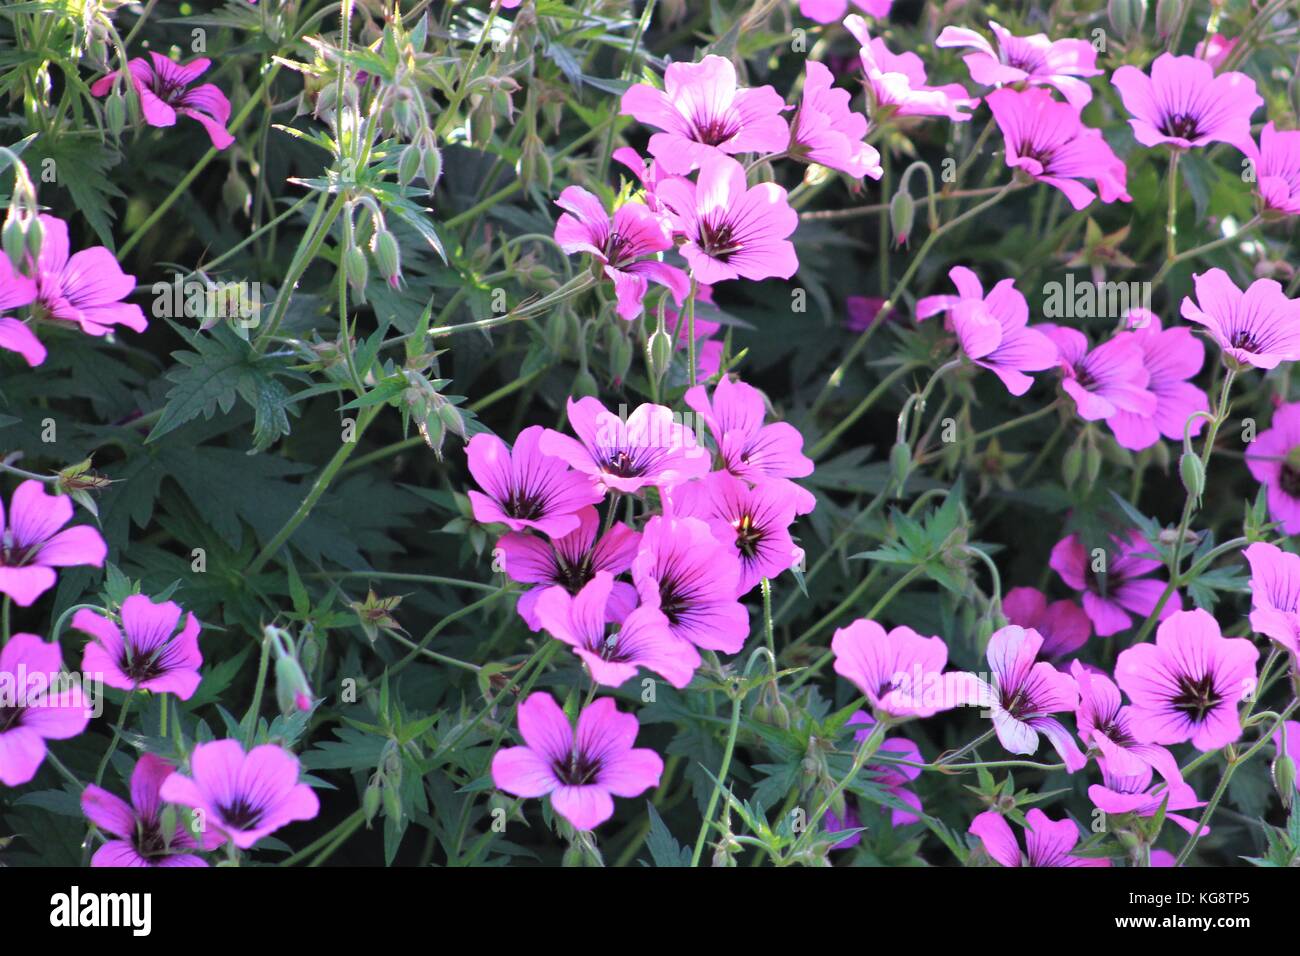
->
[[1171, 672, 1221, 723], [732, 513, 765, 558]]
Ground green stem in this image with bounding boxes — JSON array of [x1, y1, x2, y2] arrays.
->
[[807, 362, 918, 459], [690, 688, 744, 867], [243, 632, 272, 746], [93, 694, 133, 787]]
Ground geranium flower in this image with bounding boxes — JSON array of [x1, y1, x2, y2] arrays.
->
[[552, 187, 689, 320], [1180, 269, 1300, 370], [798, 0, 891, 24], [538, 397, 710, 494], [1002, 586, 1091, 659], [619, 55, 789, 175], [1087, 759, 1205, 833], [0, 256, 44, 367], [0, 479, 108, 607], [1105, 313, 1208, 451], [789, 61, 882, 179], [491, 693, 663, 831], [826, 711, 922, 848], [831, 617, 954, 719], [1071, 661, 1182, 784], [612, 147, 671, 213], [1242, 541, 1300, 655], [1195, 34, 1238, 71], [1115, 609, 1259, 752], [1243, 122, 1300, 218], [0, 633, 92, 786], [1111, 53, 1261, 152], [1245, 402, 1300, 533], [496, 506, 640, 630], [665, 300, 724, 380], [947, 625, 1086, 770], [159, 740, 319, 849], [465, 427, 603, 538], [969, 808, 1107, 867], [82, 753, 215, 867], [31, 215, 147, 337], [936, 20, 1102, 109], [656, 154, 799, 283], [632, 513, 749, 654], [948, 292, 1059, 397], [91, 52, 234, 150], [684, 375, 814, 481], [1041, 325, 1156, 425], [75, 594, 204, 700], [986, 87, 1130, 210], [845, 16, 977, 122], [1050, 530, 1180, 637], [534, 571, 700, 688]]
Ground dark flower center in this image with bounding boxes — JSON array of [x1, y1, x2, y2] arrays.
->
[[1161, 113, 1201, 140], [553, 749, 601, 786], [1281, 462, 1300, 499], [698, 217, 740, 262], [554, 553, 595, 594], [733, 514, 764, 558], [1171, 672, 1221, 723], [0, 703, 23, 732], [122, 648, 166, 684], [603, 450, 645, 478], [504, 490, 546, 521], [1229, 329, 1259, 353], [691, 114, 740, 147], [219, 799, 265, 831], [602, 231, 633, 266], [133, 818, 171, 863]]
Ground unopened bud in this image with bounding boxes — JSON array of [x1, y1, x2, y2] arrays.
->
[[398, 144, 421, 186], [889, 440, 911, 490], [3, 216, 27, 270], [372, 229, 401, 286], [1155, 0, 1185, 38], [24, 215, 42, 260], [274, 655, 314, 714], [889, 190, 914, 245], [647, 328, 673, 382], [343, 246, 369, 297], [1108, 0, 1147, 41], [106, 89, 127, 137], [1179, 451, 1205, 504], [1273, 754, 1296, 809]]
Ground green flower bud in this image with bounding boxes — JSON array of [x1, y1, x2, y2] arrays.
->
[[422, 145, 443, 190], [1154, 0, 1185, 38], [105, 89, 127, 137], [23, 215, 41, 260], [889, 190, 915, 245], [372, 229, 401, 285], [1063, 441, 1083, 488], [3, 216, 27, 269], [398, 144, 422, 186], [344, 246, 369, 298], [890, 440, 912, 490], [1273, 754, 1296, 810], [647, 327, 674, 383], [1179, 452, 1205, 504], [1108, 0, 1147, 42]]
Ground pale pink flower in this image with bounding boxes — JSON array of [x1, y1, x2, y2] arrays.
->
[[1243, 122, 1300, 218], [798, 0, 891, 24], [465, 427, 604, 538], [1180, 268, 1300, 370], [0, 256, 44, 366], [970, 808, 1108, 867], [831, 617, 954, 719], [1041, 325, 1156, 424], [789, 61, 882, 179], [845, 16, 977, 122], [1245, 402, 1300, 534], [1242, 541, 1300, 656], [1111, 53, 1261, 152], [32, 215, 147, 337], [0, 633, 92, 786], [936, 20, 1101, 109], [1105, 313, 1208, 450], [684, 375, 814, 483]]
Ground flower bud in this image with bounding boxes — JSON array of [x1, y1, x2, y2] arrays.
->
[[1154, 0, 1185, 38], [1179, 452, 1205, 504], [1084, 441, 1102, 486], [572, 368, 599, 400], [422, 145, 443, 190], [274, 654, 314, 714], [343, 245, 369, 298], [3, 215, 27, 270], [1062, 441, 1083, 488], [889, 440, 912, 490], [647, 327, 673, 383], [363, 778, 382, 823], [372, 228, 402, 286], [889, 190, 914, 245], [1108, 0, 1147, 42], [23, 215, 42, 261], [1273, 754, 1296, 810], [398, 144, 422, 186], [105, 89, 127, 137]]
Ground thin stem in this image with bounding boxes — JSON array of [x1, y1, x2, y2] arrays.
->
[[690, 688, 744, 867]]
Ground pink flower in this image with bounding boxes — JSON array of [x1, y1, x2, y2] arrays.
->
[[946, 625, 1086, 771], [538, 397, 710, 494], [936, 20, 1102, 109], [1111, 53, 1261, 152], [496, 506, 640, 630], [831, 617, 954, 719], [1105, 313, 1208, 451], [670, 472, 814, 595], [612, 147, 671, 213], [1042, 325, 1156, 425], [0, 479, 108, 607], [619, 55, 789, 175], [1243, 541, 1300, 656], [1002, 586, 1091, 659], [1050, 531, 1180, 637], [1087, 759, 1205, 833], [82, 753, 214, 867], [845, 295, 893, 331], [1243, 122, 1300, 218], [1246, 402, 1300, 533], [1180, 268, 1300, 370], [491, 692, 663, 831], [1071, 661, 1182, 784], [845, 16, 977, 122], [826, 711, 922, 847], [789, 61, 882, 179], [986, 87, 1129, 211], [798, 0, 891, 24], [1194, 34, 1238, 72], [91, 52, 234, 150], [969, 808, 1107, 867], [657, 154, 799, 284], [1116, 609, 1258, 752], [0, 633, 92, 786], [159, 740, 319, 849], [534, 572, 700, 689], [632, 513, 749, 654], [31, 215, 147, 337], [465, 427, 603, 538], [665, 301, 724, 380], [684, 375, 814, 481], [0, 256, 44, 367], [75, 594, 203, 700], [552, 187, 688, 320]]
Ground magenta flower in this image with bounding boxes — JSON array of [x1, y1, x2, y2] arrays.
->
[[986, 88, 1129, 210], [0, 479, 107, 607], [826, 711, 922, 848], [496, 506, 640, 630], [970, 809, 1107, 867], [553, 187, 688, 321], [82, 753, 214, 867], [1115, 609, 1259, 752], [1243, 541, 1300, 656], [1087, 759, 1205, 834], [465, 427, 603, 538], [1246, 402, 1300, 533], [1180, 269, 1300, 370], [0, 256, 44, 367], [632, 513, 749, 654], [1243, 123, 1300, 218], [846, 295, 895, 331], [1071, 661, 1182, 785], [1195, 34, 1238, 72], [1111, 53, 1261, 152], [936, 20, 1102, 109], [491, 692, 663, 831], [684, 375, 814, 482], [539, 397, 710, 495], [948, 625, 1086, 771], [1042, 325, 1156, 425], [534, 572, 700, 689], [612, 147, 671, 214], [790, 61, 882, 179], [91, 53, 234, 150], [158, 740, 319, 849], [31, 215, 147, 337], [657, 154, 799, 284], [845, 16, 977, 122], [670, 472, 814, 594], [665, 302, 724, 380], [1105, 313, 1208, 451], [1002, 586, 1091, 659], [798, 0, 891, 24], [619, 55, 789, 175], [831, 617, 954, 719], [75, 594, 203, 700], [1050, 531, 1180, 637], [0, 633, 92, 786]]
